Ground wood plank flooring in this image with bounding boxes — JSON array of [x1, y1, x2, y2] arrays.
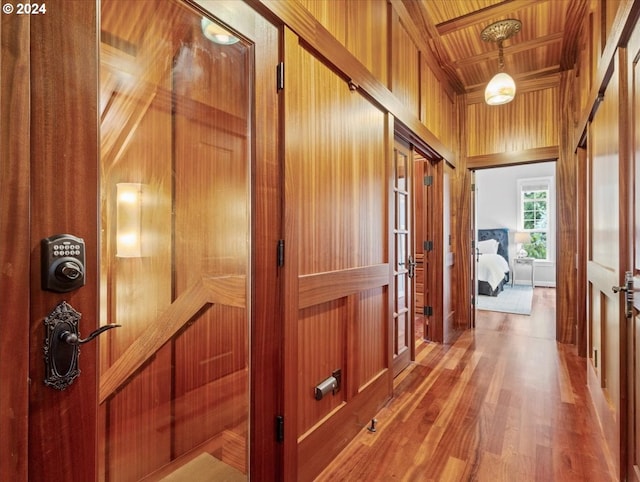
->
[[315, 288, 617, 481]]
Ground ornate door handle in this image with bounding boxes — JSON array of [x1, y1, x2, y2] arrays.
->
[[44, 301, 121, 390]]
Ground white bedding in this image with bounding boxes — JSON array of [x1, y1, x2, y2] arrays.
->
[[477, 253, 510, 290]]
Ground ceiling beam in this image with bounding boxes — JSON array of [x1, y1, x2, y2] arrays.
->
[[435, 0, 544, 36], [453, 32, 564, 68]]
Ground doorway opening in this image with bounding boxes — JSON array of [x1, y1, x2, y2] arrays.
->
[[473, 162, 557, 338]]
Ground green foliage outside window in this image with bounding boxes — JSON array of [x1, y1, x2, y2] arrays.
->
[[522, 191, 548, 230], [523, 232, 547, 259], [521, 190, 548, 260]]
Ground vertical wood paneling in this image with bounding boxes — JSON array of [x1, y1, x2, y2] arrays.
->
[[346, 0, 388, 85], [466, 88, 560, 157], [391, 17, 420, 119], [292, 49, 386, 275], [357, 288, 387, 388], [28, 2, 99, 481], [0, 11, 29, 482], [557, 71, 578, 344], [284, 26, 391, 480], [421, 59, 455, 151], [297, 300, 346, 435], [296, 0, 347, 44]]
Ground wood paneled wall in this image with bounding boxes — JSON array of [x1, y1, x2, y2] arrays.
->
[[297, 0, 388, 85], [465, 87, 559, 157], [283, 28, 391, 480]]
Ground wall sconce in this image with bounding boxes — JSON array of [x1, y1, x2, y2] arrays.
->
[[514, 231, 531, 258], [481, 19, 521, 105], [116, 183, 143, 258]]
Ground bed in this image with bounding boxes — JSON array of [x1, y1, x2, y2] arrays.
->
[[477, 228, 510, 296]]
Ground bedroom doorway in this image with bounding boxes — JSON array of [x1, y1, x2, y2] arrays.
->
[[473, 162, 557, 331]]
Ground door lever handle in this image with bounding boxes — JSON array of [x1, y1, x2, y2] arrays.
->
[[60, 323, 121, 345], [44, 301, 121, 390]]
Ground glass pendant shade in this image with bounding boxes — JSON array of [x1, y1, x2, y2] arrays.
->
[[484, 72, 516, 105]]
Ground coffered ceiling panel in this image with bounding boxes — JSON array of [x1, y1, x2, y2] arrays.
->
[[404, 0, 586, 94]]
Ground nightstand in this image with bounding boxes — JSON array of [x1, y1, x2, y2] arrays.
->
[[512, 257, 534, 287]]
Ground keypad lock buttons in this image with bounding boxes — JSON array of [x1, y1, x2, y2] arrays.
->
[[41, 234, 86, 292]]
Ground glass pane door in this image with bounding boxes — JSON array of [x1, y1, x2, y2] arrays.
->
[[393, 141, 412, 375], [99, 1, 250, 479]]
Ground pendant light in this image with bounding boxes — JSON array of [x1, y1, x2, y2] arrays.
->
[[481, 19, 521, 105]]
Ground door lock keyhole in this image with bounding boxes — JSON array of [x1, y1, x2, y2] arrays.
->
[[56, 260, 83, 281]]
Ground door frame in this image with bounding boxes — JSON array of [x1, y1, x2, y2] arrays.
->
[[1, 11, 31, 482]]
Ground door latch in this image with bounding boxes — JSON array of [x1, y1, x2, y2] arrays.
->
[[612, 271, 638, 319], [408, 255, 417, 278]]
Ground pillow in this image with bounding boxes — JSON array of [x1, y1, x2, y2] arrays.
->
[[477, 238, 499, 254]]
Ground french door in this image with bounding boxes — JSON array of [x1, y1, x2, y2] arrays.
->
[[392, 139, 414, 375], [22, 1, 280, 480]]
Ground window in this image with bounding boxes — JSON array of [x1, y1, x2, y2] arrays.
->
[[517, 177, 553, 261]]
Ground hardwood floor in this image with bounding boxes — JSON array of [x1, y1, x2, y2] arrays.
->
[[315, 288, 617, 481]]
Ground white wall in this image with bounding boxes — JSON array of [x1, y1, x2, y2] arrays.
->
[[476, 163, 556, 287]]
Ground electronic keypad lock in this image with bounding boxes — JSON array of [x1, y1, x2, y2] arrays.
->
[[41, 234, 86, 292]]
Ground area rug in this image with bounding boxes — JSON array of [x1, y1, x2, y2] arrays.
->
[[477, 284, 533, 315]]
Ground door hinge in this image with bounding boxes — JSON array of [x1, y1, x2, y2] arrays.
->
[[275, 415, 284, 443], [424, 175, 433, 186], [471, 183, 475, 191], [277, 239, 285, 267], [276, 62, 284, 92], [424, 240, 433, 252], [423, 306, 433, 316]]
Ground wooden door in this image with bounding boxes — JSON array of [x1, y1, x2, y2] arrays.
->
[[586, 48, 626, 479], [393, 140, 414, 375], [627, 19, 640, 481], [20, 1, 281, 480]]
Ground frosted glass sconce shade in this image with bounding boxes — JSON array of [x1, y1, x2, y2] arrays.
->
[[116, 183, 143, 258]]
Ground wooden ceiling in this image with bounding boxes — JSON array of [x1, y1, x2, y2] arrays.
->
[[402, 0, 587, 94]]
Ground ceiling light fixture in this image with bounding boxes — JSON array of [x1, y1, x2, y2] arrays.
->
[[201, 18, 239, 45], [481, 19, 521, 105]]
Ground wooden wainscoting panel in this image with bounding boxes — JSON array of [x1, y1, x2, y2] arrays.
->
[[356, 287, 388, 391], [297, 299, 347, 435]]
